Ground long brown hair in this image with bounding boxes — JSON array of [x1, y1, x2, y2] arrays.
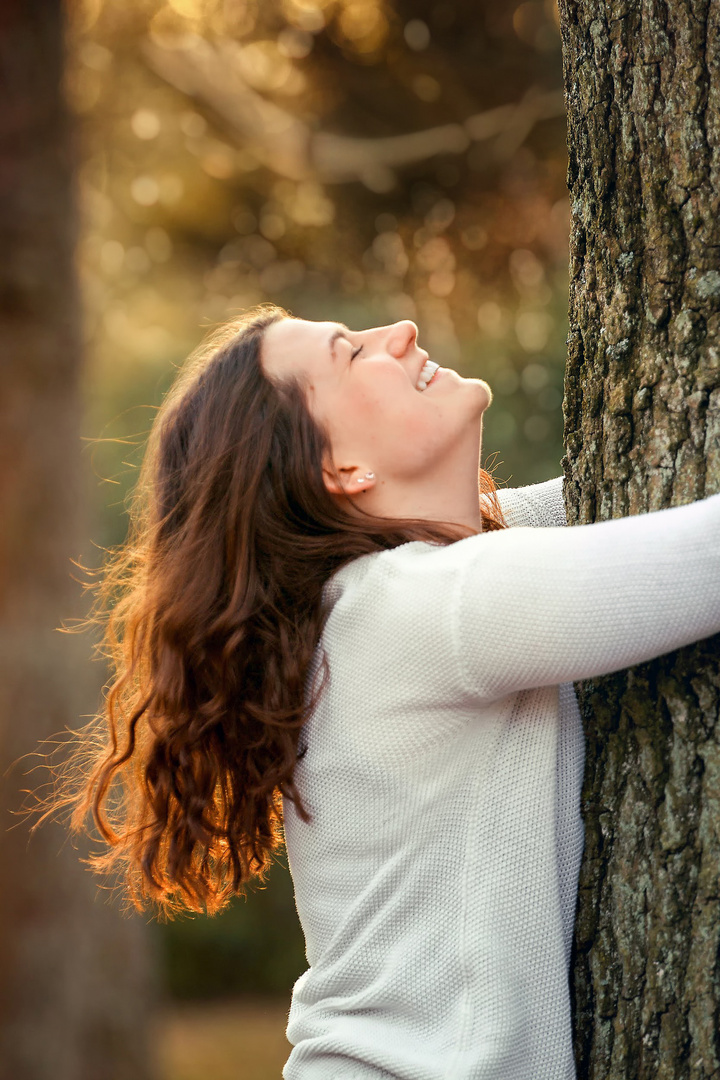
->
[[39, 305, 506, 918]]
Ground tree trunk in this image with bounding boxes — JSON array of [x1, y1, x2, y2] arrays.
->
[[557, 0, 720, 1077], [0, 3, 156, 1078]]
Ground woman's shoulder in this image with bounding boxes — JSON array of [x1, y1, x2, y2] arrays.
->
[[322, 535, 481, 623], [322, 475, 567, 617]]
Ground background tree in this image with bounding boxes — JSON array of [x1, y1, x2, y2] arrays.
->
[[0, 3, 155, 1078], [557, 1, 720, 1076]]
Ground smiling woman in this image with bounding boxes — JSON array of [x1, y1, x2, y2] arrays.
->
[[41, 301, 506, 904], [261, 315, 493, 533], [43, 304, 720, 1080]]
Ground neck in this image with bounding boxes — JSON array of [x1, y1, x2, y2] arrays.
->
[[350, 444, 484, 536]]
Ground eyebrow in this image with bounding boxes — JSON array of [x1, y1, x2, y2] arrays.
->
[[328, 323, 351, 362]]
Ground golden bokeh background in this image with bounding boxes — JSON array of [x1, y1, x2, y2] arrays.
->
[[61, 2, 571, 1074], [67, 0, 569, 539]]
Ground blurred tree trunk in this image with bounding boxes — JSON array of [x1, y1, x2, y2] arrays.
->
[[0, 3, 156, 1079], [557, 1, 720, 1077]]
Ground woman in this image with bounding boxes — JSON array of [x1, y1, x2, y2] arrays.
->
[[53, 305, 720, 1079]]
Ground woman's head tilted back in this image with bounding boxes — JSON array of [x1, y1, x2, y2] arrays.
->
[[46, 305, 505, 917], [261, 314, 493, 534]]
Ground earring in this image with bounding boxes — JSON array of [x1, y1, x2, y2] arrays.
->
[[365, 472, 375, 479]]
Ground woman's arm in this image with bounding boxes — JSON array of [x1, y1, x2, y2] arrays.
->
[[494, 476, 567, 529], [455, 492, 720, 703]]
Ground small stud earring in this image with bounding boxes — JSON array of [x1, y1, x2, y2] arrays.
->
[[365, 471, 375, 479]]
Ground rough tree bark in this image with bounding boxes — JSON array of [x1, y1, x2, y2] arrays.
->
[[0, 3, 155, 1079], [557, 0, 720, 1077]]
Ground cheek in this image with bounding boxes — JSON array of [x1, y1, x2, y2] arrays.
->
[[333, 382, 420, 452], [382, 398, 452, 464], [321, 387, 379, 454]]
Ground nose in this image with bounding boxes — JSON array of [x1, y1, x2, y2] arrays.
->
[[385, 320, 418, 359]]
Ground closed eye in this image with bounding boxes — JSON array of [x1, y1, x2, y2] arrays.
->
[[351, 345, 363, 361]]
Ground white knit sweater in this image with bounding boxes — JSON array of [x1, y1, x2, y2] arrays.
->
[[282, 478, 720, 1080]]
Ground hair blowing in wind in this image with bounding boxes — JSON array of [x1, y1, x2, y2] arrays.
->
[[36, 305, 506, 918]]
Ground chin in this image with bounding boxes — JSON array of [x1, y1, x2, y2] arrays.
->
[[467, 377, 492, 412]]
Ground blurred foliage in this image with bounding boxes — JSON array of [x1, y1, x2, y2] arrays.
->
[[67, 0, 569, 1001], [154, 999, 291, 1080], [159, 859, 306, 999]]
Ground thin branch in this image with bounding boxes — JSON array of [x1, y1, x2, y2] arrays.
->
[[143, 34, 565, 188]]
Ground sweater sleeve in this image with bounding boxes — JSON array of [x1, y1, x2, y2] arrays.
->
[[494, 476, 567, 529], [454, 493, 720, 703]]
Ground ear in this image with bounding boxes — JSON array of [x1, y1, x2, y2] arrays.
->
[[322, 459, 375, 497], [322, 464, 346, 496]]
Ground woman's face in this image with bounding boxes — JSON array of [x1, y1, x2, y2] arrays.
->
[[261, 316, 492, 513]]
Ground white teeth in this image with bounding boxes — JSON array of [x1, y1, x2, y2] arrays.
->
[[416, 360, 439, 391]]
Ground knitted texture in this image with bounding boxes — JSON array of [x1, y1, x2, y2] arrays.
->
[[283, 479, 720, 1079]]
